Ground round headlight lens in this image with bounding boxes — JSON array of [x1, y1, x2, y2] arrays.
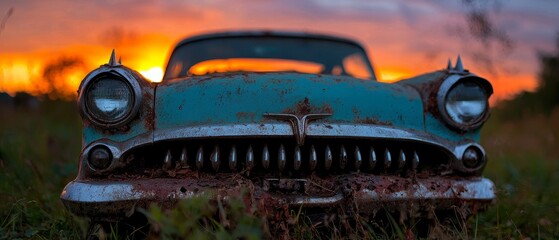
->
[[444, 81, 488, 125], [85, 77, 133, 123]]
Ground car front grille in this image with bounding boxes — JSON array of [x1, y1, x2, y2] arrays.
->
[[113, 137, 452, 178]]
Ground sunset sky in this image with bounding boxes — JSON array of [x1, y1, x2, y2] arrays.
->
[[0, 0, 558, 102]]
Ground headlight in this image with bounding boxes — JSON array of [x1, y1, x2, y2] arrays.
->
[[85, 77, 133, 123], [438, 75, 491, 130], [445, 81, 488, 125], [79, 70, 142, 128]]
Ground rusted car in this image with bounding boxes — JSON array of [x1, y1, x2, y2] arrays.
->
[[61, 31, 495, 233]]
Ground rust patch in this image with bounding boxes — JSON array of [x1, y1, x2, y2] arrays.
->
[[282, 97, 334, 116], [421, 80, 442, 115], [411, 73, 448, 116], [354, 117, 393, 126], [143, 90, 155, 131], [351, 107, 393, 125]]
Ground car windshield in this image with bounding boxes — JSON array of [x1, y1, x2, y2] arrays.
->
[[164, 36, 375, 80]]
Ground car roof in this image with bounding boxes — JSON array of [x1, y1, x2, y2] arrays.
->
[[175, 30, 367, 50]]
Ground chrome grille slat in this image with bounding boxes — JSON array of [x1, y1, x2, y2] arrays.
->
[[293, 146, 302, 171], [309, 145, 317, 171], [325, 145, 333, 170], [368, 147, 377, 171], [196, 146, 204, 170], [339, 145, 347, 170], [262, 144, 270, 169], [384, 148, 392, 171], [229, 145, 237, 171], [210, 145, 220, 171], [354, 146, 362, 170], [278, 144, 286, 171], [245, 145, 255, 170], [179, 147, 188, 168]]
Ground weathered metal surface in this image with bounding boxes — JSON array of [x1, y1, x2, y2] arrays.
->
[[61, 175, 495, 218], [154, 72, 424, 130]]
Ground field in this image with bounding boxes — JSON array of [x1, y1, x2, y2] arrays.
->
[[1, 99, 558, 239]]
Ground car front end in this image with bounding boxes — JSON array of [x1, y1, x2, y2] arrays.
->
[[61, 31, 495, 223]]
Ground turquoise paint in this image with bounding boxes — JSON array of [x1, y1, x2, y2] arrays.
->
[[83, 121, 148, 146], [424, 114, 481, 142], [155, 72, 424, 130]]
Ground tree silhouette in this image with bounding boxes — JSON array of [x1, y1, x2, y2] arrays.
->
[[41, 56, 86, 99]]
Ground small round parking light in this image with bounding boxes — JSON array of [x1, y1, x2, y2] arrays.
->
[[462, 147, 482, 169], [88, 146, 113, 170]]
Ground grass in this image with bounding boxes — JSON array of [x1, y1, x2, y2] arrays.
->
[[474, 108, 559, 239], [1, 99, 558, 239], [0, 100, 84, 239]]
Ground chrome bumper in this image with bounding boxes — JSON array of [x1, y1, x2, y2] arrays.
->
[[61, 175, 495, 219]]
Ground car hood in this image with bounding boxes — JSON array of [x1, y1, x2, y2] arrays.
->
[[154, 72, 424, 132]]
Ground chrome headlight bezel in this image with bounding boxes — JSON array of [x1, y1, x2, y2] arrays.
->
[[78, 68, 143, 128], [437, 74, 492, 131]]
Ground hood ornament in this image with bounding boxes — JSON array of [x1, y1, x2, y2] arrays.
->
[[264, 113, 332, 146]]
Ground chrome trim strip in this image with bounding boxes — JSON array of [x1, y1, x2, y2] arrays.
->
[[153, 123, 293, 140], [153, 123, 459, 156]]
